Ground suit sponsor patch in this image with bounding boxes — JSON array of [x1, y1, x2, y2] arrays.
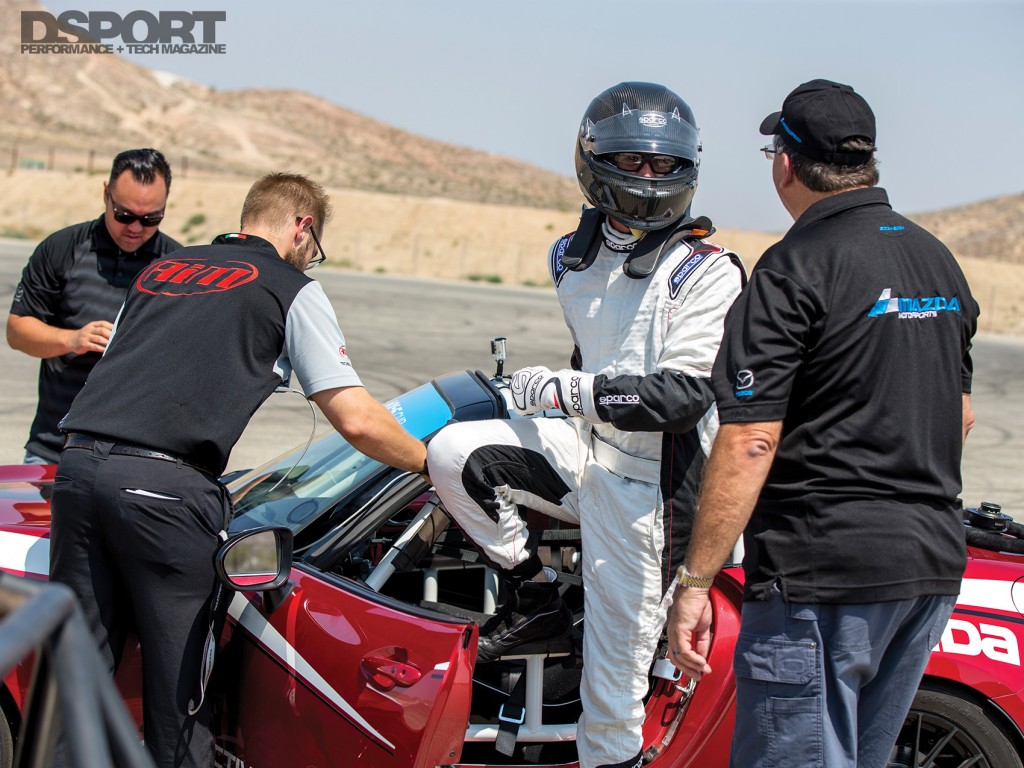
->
[[668, 241, 724, 300], [599, 394, 640, 406], [551, 233, 572, 286]]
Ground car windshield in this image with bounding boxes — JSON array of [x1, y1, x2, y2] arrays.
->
[[225, 381, 453, 536], [226, 430, 382, 534]]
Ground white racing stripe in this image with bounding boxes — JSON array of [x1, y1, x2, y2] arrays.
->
[[227, 592, 396, 751], [957, 577, 1023, 615], [0, 530, 50, 576]]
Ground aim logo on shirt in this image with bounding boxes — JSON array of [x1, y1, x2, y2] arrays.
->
[[867, 288, 962, 320], [136, 258, 258, 296]]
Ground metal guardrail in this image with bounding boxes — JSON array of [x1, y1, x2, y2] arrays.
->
[[0, 573, 155, 768]]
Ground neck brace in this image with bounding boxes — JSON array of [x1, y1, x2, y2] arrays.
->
[[560, 208, 716, 278]]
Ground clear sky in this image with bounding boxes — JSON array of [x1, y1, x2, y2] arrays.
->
[[37, 0, 1024, 232]]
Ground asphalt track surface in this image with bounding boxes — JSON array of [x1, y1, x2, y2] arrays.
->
[[1, 238, 1021, 518]]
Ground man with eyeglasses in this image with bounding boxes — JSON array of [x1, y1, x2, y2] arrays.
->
[[668, 79, 979, 767], [7, 148, 182, 464], [427, 82, 745, 768], [49, 172, 428, 767]]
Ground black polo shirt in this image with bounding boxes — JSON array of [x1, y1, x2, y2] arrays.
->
[[10, 216, 182, 461], [61, 234, 362, 476], [713, 187, 979, 603]]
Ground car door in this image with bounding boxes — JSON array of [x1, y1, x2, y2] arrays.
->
[[212, 467, 476, 768], [212, 565, 475, 768]]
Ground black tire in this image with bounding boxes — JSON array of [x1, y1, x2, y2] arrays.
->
[[895, 688, 1022, 768]]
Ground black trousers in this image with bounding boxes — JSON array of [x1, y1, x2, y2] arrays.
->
[[49, 441, 231, 768]]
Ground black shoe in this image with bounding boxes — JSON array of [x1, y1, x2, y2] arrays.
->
[[476, 579, 572, 663]]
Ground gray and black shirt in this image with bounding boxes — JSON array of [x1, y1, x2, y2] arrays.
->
[[10, 216, 181, 461]]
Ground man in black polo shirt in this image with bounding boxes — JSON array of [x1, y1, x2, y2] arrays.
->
[[667, 80, 978, 767], [7, 148, 181, 463], [50, 173, 429, 767]]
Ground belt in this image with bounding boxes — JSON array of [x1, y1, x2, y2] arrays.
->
[[63, 433, 213, 476], [590, 435, 661, 484]]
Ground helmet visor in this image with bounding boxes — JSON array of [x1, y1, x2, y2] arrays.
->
[[581, 109, 701, 162]]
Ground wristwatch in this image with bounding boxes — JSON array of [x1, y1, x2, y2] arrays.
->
[[677, 565, 715, 589]]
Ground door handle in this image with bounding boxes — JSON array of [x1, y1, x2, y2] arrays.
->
[[362, 653, 423, 690]]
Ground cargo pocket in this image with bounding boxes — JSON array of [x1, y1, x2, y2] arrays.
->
[[734, 633, 823, 768]]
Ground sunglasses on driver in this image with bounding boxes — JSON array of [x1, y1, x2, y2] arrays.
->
[[603, 152, 689, 174]]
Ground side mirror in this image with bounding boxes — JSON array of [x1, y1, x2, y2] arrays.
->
[[215, 527, 293, 591]]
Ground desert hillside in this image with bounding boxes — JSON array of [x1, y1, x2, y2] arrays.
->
[[910, 193, 1024, 265], [0, 0, 580, 211]]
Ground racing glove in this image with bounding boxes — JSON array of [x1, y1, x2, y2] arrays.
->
[[509, 366, 597, 420]]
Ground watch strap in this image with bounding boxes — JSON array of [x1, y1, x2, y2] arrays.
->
[[677, 565, 715, 590]]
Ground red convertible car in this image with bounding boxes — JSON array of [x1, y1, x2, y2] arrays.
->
[[0, 367, 1022, 767]]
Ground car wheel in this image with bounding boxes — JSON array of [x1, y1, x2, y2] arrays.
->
[[894, 688, 1023, 768]]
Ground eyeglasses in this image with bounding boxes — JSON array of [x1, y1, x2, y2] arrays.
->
[[761, 145, 782, 160], [106, 191, 165, 227], [304, 221, 326, 270], [604, 152, 687, 174]]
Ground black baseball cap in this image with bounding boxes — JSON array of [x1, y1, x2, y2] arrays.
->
[[760, 78, 876, 165]]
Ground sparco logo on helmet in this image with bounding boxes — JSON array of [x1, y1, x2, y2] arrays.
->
[[639, 113, 668, 128], [136, 259, 258, 296]]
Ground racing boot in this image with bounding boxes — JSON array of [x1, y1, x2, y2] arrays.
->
[[476, 567, 572, 663]]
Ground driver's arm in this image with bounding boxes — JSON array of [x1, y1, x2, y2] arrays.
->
[[311, 386, 427, 475]]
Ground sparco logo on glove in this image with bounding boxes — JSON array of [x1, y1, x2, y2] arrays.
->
[[509, 366, 597, 421]]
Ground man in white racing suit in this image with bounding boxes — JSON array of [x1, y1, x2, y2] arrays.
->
[[427, 82, 745, 768]]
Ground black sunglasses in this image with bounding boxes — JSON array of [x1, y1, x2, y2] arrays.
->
[[303, 220, 326, 270], [603, 152, 688, 174], [106, 191, 165, 227]]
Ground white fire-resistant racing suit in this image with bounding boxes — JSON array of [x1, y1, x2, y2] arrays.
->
[[428, 218, 745, 768]]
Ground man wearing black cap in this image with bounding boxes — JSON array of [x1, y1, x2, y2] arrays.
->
[[666, 79, 979, 767]]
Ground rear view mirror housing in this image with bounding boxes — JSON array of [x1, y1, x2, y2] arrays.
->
[[215, 526, 293, 592]]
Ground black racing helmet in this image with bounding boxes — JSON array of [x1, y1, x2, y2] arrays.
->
[[575, 82, 701, 231]]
